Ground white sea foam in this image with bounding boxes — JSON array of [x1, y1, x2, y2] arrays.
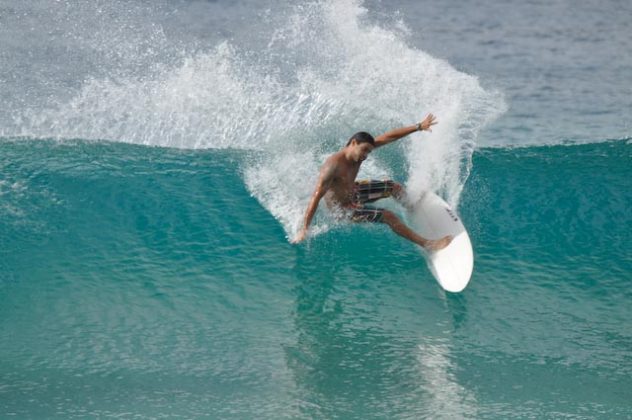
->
[[9, 0, 506, 239]]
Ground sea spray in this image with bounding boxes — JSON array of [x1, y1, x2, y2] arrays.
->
[[7, 0, 505, 238]]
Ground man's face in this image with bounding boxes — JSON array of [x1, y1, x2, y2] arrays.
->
[[350, 141, 374, 162]]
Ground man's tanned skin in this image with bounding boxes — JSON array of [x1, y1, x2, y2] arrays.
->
[[292, 113, 452, 251]]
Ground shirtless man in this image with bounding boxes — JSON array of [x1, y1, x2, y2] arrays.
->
[[292, 113, 452, 251]]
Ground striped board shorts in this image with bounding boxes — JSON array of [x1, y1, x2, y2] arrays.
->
[[349, 179, 396, 223]]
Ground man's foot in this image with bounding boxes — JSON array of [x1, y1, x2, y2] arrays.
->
[[424, 235, 453, 251]]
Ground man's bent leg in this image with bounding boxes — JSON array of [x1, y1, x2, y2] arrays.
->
[[355, 180, 415, 210], [391, 183, 416, 211], [381, 210, 451, 251]]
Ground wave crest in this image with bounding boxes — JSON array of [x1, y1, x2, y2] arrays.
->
[[10, 0, 506, 237]]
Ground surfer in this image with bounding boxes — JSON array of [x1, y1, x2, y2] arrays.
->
[[292, 113, 453, 251]]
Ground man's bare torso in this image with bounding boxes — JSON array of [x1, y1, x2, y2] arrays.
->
[[323, 151, 362, 209]]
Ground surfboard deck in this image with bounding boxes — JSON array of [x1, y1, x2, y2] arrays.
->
[[407, 191, 473, 292]]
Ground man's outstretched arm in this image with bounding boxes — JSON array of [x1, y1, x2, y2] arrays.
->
[[374, 113, 437, 148], [292, 161, 336, 243]]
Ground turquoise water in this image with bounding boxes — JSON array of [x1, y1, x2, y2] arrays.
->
[[1, 138, 630, 418], [2, 0, 632, 417]]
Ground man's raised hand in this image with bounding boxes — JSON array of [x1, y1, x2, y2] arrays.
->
[[419, 113, 438, 132]]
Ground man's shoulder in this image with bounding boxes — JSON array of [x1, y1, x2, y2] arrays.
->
[[324, 150, 345, 165], [319, 152, 344, 178]]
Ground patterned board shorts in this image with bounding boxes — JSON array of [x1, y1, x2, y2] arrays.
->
[[349, 179, 396, 223]]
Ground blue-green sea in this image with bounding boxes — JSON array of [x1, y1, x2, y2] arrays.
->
[[1, 139, 630, 418], [2, 0, 631, 418]]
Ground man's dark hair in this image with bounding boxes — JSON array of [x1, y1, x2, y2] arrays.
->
[[346, 131, 375, 147]]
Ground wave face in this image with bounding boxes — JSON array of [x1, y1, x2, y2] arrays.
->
[[1, 138, 630, 418]]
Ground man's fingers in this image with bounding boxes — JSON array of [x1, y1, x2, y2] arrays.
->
[[419, 113, 438, 131]]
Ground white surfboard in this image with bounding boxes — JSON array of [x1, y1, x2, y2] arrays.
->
[[408, 191, 473, 292]]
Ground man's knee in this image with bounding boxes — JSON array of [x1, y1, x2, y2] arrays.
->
[[391, 183, 406, 200], [381, 210, 398, 224]]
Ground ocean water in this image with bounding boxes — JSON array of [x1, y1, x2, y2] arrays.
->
[[1, 0, 631, 418]]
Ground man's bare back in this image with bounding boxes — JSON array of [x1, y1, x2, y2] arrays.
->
[[292, 113, 452, 251]]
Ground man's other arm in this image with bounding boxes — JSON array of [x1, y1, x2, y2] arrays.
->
[[374, 113, 437, 148], [291, 160, 336, 243]]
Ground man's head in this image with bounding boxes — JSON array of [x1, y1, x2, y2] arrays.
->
[[345, 131, 375, 162]]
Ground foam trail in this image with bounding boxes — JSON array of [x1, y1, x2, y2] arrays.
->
[[8, 0, 505, 239]]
